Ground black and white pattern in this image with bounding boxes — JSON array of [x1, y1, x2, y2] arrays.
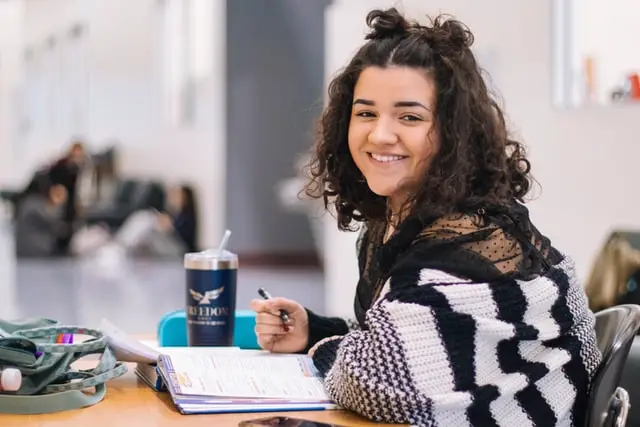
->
[[311, 257, 601, 426]]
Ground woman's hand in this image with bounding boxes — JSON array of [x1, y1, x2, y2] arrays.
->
[[250, 297, 309, 353], [156, 213, 174, 232]]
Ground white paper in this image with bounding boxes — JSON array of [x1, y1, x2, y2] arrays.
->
[[102, 319, 242, 364], [101, 318, 161, 364], [163, 353, 330, 401]]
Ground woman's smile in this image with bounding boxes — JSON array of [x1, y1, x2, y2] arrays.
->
[[367, 152, 409, 164]]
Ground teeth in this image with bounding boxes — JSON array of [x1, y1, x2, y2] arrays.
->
[[371, 153, 405, 163]]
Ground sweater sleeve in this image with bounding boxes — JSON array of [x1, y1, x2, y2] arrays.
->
[[303, 309, 361, 353], [310, 259, 601, 425]]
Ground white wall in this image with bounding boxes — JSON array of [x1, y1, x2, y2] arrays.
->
[[0, 1, 24, 185], [323, 0, 640, 317], [3, 0, 226, 249], [0, 2, 21, 315]]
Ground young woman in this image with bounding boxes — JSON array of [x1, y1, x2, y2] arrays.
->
[[251, 8, 601, 426], [585, 232, 640, 312], [47, 141, 88, 253], [155, 184, 198, 253], [15, 183, 70, 257], [114, 183, 199, 256]]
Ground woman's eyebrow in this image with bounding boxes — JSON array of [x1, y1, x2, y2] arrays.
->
[[353, 98, 431, 111]]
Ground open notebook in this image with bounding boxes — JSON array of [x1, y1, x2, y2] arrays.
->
[[101, 318, 335, 414], [133, 341, 242, 392], [156, 351, 337, 414]]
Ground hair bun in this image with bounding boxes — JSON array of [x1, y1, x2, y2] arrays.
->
[[365, 8, 410, 40], [364, 9, 474, 55], [426, 16, 475, 51]]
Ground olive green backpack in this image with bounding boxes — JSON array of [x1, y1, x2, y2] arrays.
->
[[0, 318, 127, 414]]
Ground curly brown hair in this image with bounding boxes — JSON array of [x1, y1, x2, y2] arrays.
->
[[303, 7, 532, 231]]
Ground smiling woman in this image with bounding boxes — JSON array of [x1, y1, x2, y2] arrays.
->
[[303, 10, 532, 235], [348, 66, 439, 216], [250, 7, 602, 426]]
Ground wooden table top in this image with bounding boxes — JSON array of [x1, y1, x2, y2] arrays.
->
[[0, 362, 401, 427]]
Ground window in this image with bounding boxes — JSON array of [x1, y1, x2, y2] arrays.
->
[[65, 23, 89, 135], [20, 22, 89, 137], [553, 0, 640, 107], [157, 0, 214, 126]]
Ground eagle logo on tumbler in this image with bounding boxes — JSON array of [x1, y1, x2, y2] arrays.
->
[[189, 288, 224, 305], [184, 230, 238, 347]]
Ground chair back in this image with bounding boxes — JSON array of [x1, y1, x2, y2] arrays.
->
[[585, 304, 640, 426], [114, 180, 137, 205], [618, 338, 640, 426]]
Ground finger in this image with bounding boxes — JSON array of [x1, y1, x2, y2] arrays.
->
[[263, 297, 301, 314], [256, 333, 277, 351], [251, 299, 298, 323], [255, 323, 293, 336], [258, 334, 292, 353], [255, 312, 292, 326], [255, 312, 280, 325], [250, 298, 270, 313]]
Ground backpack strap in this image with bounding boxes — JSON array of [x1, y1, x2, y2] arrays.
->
[[0, 324, 127, 414]]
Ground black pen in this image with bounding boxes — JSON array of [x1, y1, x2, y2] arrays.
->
[[257, 287, 290, 324]]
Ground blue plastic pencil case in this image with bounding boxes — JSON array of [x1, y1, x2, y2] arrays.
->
[[157, 309, 259, 349]]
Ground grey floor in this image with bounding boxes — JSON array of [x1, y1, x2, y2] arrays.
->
[[0, 220, 325, 335]]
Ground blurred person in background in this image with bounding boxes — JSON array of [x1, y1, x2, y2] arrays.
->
[[15, 183, 69, 257], [70, 183, 198, 257], [47, 140, 89, 254], [155, 184, 198, 253], [585, 233, 640, 312]]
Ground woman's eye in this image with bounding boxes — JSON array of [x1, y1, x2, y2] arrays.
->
[[400, 115, 423, 122], [355, 111, 375, 118]]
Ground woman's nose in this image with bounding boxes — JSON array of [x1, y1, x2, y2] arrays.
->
[[368, 119, 398, 145]]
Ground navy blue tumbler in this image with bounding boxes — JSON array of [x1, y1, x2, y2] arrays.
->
[[184, 249, 238, 346]]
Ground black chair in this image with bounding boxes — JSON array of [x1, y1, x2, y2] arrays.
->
[[586, 304, 640, 426], [618, 337, 640, 427], [83, 179, 165, 230], [1, 169, 51, 219]]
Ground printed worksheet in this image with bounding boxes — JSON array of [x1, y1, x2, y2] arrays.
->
[[159, 352, 330, 401]]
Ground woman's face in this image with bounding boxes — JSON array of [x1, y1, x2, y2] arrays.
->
[[348, 66, 439, 210], [49, 185, 68, 205], [69, 144, 86, 166], [168, 187, 185, 211]]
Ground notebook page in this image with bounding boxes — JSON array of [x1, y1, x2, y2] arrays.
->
[[160, 352, 330, 401]]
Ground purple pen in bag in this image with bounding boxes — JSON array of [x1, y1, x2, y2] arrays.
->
[[36, 333, 73, 357]]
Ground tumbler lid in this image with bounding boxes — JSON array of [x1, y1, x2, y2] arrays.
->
[[184, 249, 238, 270]]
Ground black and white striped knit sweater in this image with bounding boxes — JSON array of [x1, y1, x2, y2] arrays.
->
[[310, 211, 602, 426]]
